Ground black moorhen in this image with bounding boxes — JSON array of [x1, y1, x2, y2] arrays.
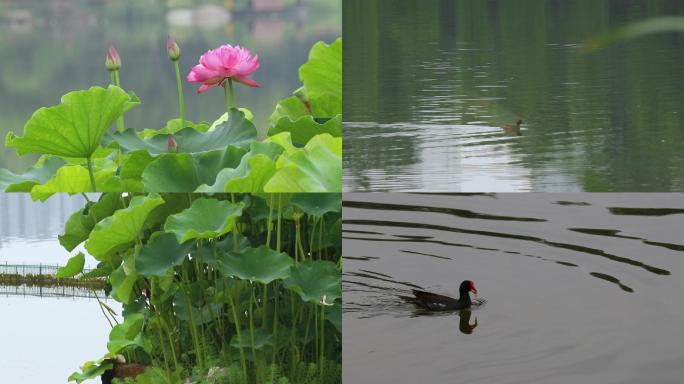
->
[[501, 120, 523, 136], [411, 280, 477, 311]]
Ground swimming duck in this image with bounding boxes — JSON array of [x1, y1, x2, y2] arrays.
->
[[501, 120, 523, 136], [410, 280, 478, 311]]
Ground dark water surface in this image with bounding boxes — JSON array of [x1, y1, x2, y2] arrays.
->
[[0, 0, 340, 173], [343, 193, 684, 383], [343, 0, 684, 192]]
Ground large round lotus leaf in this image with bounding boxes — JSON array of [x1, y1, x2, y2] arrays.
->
[[55, 252, 85, 278], [6, 85, 138, 158], [109, 109, 256, 154], [141, 145, 246, 192], [107, 312, 145, 354], [85, 194, 165, 261], [265, 134, 341, 192], [136, 232, 194, 277], [164, 198, 244, 243], [299, 38, 342, 100], [268, 115, 341, 147], [291, 193, 341, 217], [218, 245, 294, 284], [197, 141, 283, 193], [192, 234, 250, 269], [284, 260, 341, 304], [0, 157, 66, 192]]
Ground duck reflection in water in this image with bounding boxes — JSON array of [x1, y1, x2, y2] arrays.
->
[[458, 309, 478, 334]]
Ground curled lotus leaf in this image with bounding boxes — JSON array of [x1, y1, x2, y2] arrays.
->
[[164, 198, 244, 243]]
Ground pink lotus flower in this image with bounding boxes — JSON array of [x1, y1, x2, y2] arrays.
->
[[187, 44, 260, 93]]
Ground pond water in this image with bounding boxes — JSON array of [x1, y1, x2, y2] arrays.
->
[[343, 193, 684, 384], [0, 194, 114, 383], [0, 0, 341, 173], [343, 0, 684, 192]]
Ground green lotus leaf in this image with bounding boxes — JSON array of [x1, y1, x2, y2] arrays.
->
[[55, 252, 85, 278], [291, 193, 342, 217], [119, 150, 154, 192], [269, 115, 342, 147], [164, 198, 244, 243], [197, 141, 283, 193], [136, 232, 194, 277], [28, 163, 120, 201], [269, 93, 341, 124], [6, 85, 138, 158], [217, 245, 294, 284], [138, 118, 210, 138], [141, 145, 247, 192], [209, 107, 254, 130], [326, 302, 342, 332], [107, 313, 145, 354], [284, 260, 341, 304], [300, 38, 342, 100], [0, 157, 66, 192], [68, 359, 113, 383], [173, 283, 221, 324], [192, 234, 251, 269], [265, 134, 342, 192], [85, 194, 165, 261], [58, 193, 125, 251], [109, 109, 256, 154], [230, 328, 274, 349], [109, 253, 138, 304]]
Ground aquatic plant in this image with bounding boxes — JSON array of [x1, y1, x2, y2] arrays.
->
[[61, 192, 341, 384], [1, 38, 342, 194]]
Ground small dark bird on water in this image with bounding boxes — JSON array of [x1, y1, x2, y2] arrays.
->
[[407, 280, 478, 311], [501, 120, 523, 136]]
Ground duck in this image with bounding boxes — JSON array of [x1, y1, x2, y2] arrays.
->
[[501, 120, 523, 136], [101, 355, 148, 384], [409, 280, 478, 311]]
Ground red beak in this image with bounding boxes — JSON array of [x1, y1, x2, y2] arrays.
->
[[470, 282, 478, 296]]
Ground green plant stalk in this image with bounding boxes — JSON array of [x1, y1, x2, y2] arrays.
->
[[229, 78, 236, 109], [180, 270, 204, 371], [227, 287, 248, 380], [160, 315, 181, 380], [277, 195, 282, 252], [318, 217, 324, 260], [173, 60, 186, 129], [153, 316, 172, 380], [231, 194, 238, 252], [320, 304, 325, 376], [309, 217, 318, 261], [270, 281, 280, 380], [224, 83, 231, 119], [249, 283, 258, 381], [266, 194, 274, 247], [112, 70, 125, 132], [86, 156, 97, 192]]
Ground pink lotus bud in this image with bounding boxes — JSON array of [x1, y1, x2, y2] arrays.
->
[[167, 35, 181, 61], [167, 135, 178, 153], [187, 44, 260, 93], [105, 46, 121, 71]]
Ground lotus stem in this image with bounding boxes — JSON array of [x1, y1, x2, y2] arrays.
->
[[173, 60, 186, 129], [249, 283, 258, 380], [227, 287, 248, 379], [86, 156, 97, 192], [112, 70, 125, 132], [228, 78, 236, 109], [224, 83, 231, 119]]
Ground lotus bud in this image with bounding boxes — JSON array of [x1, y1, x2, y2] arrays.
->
[[167, 135, 178, 153], [105, 46, 121, 72], [167, 35, 181, 61]]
